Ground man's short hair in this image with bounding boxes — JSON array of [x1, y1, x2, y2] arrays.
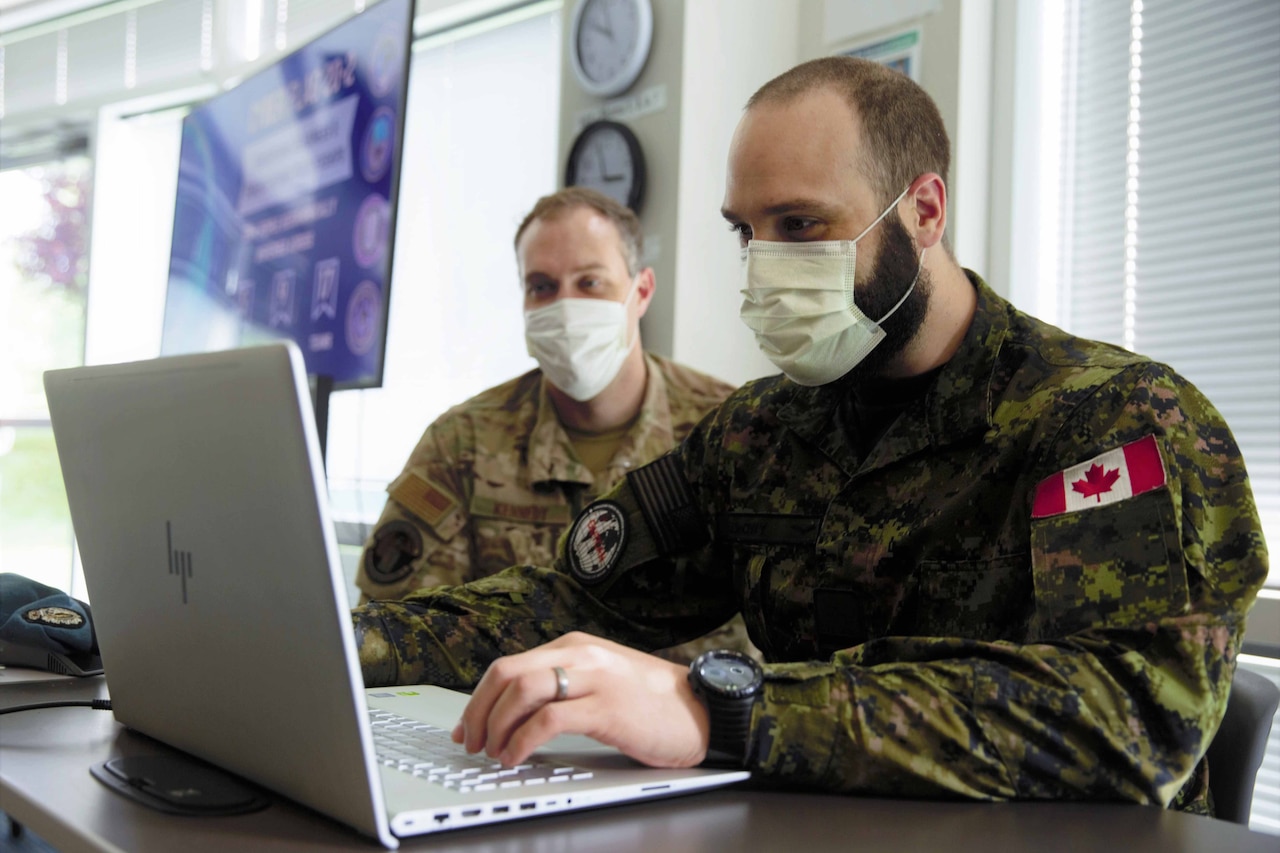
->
[[514, 187, 644, 276], [747, 57, 951, 210]]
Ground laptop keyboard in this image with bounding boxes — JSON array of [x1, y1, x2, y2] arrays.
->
[[369, 709, 593, 794]]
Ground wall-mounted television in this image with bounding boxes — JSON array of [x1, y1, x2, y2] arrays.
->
[[161, 0, 413, 390]]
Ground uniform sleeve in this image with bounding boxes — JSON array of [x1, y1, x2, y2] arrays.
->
[[742, 364, 1267, 804], [354, 415, 474, 603], [352, 459, 737, 687]]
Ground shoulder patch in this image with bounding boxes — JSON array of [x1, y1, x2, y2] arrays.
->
[[388, 471, 460, 530], [364, 520, 424, 585], [567, 501, 629, 585], [1032, 434, 1167, 518]]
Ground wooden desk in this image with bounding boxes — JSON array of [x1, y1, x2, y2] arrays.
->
[[1, 673, 1273, 852]]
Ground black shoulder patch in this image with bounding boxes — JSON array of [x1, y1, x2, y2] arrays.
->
[[567, 501, 629, 585], [365, 520, 423, 584], [625, 454, 709, 557]]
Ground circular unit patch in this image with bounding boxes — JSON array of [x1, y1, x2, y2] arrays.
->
[[365, 520, 423, 585], [567, 501, 628, 585]]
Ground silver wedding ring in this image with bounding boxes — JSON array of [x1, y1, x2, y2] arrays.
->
[[552, 666, 569, 702]]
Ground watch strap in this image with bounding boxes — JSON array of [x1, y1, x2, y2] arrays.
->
[[702, 690, 755, 763]]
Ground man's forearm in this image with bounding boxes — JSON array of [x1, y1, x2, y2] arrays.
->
[[352, 563, 713, 687], [746, 615, 1239, 803]]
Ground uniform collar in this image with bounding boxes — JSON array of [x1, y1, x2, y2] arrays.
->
[[527, 352, 674, 489], [777, 271, 1010, 477]]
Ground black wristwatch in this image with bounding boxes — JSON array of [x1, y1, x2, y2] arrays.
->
[[687, 649, 764, 765]]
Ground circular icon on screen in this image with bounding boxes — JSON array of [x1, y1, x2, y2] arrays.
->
[[369, 32, 401, 98], [361, 107, 396, 184], [346, 279, 381, 356], [352, 194, 390, 269]]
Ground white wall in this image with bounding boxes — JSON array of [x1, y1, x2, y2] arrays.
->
[[668, 0, 795, 385]]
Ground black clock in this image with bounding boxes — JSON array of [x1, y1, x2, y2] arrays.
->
[[564, 119, 646, 214]]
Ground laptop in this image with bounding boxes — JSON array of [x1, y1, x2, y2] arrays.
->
[[44, 342, 748, 848]]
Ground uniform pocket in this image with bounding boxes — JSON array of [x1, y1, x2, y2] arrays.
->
[[719, 513, 822, 661], [912, 555, 1029, 641], [1029, 487, 1188, 640]]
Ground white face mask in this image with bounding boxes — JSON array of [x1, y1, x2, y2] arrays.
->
[[524, 278, 640, 402], [738, 186, 923, 386]]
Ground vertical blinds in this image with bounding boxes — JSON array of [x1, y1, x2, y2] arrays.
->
[[1058, 0, 1280, 556]]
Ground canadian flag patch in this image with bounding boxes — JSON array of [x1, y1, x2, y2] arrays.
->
[[1031, 434, 1167, 518]]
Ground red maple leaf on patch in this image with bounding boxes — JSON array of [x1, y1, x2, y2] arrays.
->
[[1072, 463, 1121, 502]]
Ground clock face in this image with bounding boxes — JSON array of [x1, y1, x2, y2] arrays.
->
[[570, 0, 653, 98], [566, 121, 645, 212]]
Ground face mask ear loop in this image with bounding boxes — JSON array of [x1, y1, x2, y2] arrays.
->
[[843, 185, 913, 312], [851, 184, 914, 243], [620, 273, 643, 352], [875, 247, 927, 326]]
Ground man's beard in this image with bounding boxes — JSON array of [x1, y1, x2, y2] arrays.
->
[[842, 213, 931, 382]]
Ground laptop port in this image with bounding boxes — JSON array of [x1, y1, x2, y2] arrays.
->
[[462, 809, 482, 818], [493, 806, 509, 814], [520, 802, 536, 811], [433, 813, 449, 824]]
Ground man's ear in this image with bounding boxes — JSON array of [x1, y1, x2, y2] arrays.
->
[[634, 267, 656, 319], [903, 173, 947, 250]]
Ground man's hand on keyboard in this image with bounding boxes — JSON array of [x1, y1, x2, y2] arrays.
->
[[452, 632, 711, 769]]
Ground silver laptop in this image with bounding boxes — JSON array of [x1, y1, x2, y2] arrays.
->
[[44, 342, 748, 848]]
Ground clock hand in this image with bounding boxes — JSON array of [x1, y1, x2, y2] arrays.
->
[[600, 1, 615, 38]]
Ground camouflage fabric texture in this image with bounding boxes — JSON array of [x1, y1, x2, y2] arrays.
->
[[354, 351, 758, 664], [353, 274, 1267, 810]]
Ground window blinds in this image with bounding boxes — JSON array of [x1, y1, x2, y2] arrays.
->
[[1058, 0, 1280, 568]]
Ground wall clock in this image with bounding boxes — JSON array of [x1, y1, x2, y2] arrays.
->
[[565, 119, 646, 213], [568, 0, 654, 98]]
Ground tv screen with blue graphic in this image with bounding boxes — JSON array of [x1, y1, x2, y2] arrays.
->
[[161, 0, 413, 389]]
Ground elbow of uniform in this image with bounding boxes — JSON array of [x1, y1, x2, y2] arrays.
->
[[353, 604, 402, 687], [1119, 700, 1218, 808]]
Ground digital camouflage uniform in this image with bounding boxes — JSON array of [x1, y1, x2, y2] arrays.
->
[[354, 274, 1267, 812], [355, 351, 758, 663]]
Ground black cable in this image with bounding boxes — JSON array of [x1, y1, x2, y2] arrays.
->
[[0, 699, 112, 715]]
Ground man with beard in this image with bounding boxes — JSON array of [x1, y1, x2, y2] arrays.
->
[[351, 57, 1266, 813]]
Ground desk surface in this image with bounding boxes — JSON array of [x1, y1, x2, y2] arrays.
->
[[1, 673, 1274, 853]]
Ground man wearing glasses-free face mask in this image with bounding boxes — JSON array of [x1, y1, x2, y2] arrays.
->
[[354, 58, 1265, 816]]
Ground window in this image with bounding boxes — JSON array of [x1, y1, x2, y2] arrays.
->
[[1043, 0, 1280, 833], [5, 3, 561, 607], [0, 156, 92, 596], [1053, 0, 1280, 586]]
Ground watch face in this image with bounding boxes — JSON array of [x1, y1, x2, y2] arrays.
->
[[566, 121, 645, 212], [696, 652, 762, 696]]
